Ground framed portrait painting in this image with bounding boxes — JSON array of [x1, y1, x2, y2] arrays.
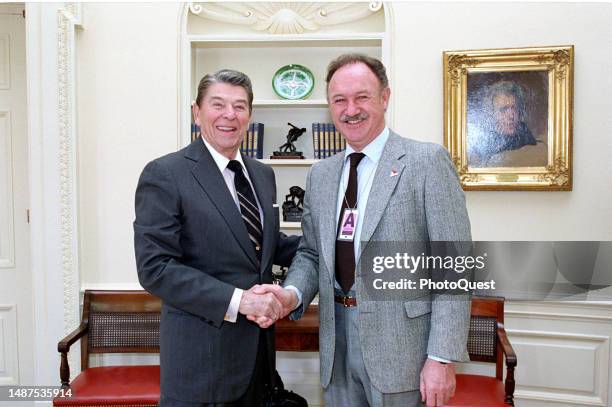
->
[[444, 46, 573, 190]]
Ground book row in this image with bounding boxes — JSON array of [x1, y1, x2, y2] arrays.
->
[[190, 123, 264, 159], [312, 123, 346, 159], [190, 122, 346, 159], [240, 123, 265, 159]]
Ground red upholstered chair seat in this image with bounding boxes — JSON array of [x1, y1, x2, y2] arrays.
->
[[447, 374, 509, 407], [53, 365, 159, 406]]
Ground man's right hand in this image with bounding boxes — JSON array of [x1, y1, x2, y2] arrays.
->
[[247, 284, 298, 328], [238, 285, 283, 322], [420, 358, 456, 407]]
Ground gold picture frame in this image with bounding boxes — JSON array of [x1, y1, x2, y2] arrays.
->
[[443, 45, 573, 190]]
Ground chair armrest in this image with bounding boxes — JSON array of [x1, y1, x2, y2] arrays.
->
[[497, 325, 517, 367], [58, 323, 88, 353], [57, 323, 88, 389], [497, 324, 517, 405]]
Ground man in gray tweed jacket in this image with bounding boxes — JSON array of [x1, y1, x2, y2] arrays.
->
[[250, 54, 472, 407]]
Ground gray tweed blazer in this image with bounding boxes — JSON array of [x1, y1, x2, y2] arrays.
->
[[283, 131, 472, 393]]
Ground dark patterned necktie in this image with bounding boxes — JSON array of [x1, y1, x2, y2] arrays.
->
[[335, 152, 366, 293], [227, 160, 263, 259]]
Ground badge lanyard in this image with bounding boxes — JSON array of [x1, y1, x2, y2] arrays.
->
[[337, 157, 375, 242]]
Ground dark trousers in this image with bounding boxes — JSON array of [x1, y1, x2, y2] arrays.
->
[[159, 330, 271, 407]]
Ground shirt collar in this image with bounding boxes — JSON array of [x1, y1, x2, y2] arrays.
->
[[201, 135, 246, 173], [345, 126, 390, 165]]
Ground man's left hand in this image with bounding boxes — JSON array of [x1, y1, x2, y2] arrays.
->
[[420, 358, 456, 407]]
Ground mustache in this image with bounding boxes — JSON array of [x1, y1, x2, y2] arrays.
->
[[340, 113, 369, 123]]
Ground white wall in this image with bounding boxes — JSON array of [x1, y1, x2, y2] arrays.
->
[[77, 3, 181, 287], [391, 2, 612, 241]]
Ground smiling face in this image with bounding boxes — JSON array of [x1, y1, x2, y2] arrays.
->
[[327, 62, 390, 152], [193, 82, 251, 159]]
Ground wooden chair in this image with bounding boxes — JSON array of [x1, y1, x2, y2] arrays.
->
[[54, 290, 161, 407], [447, 296, 517, 406]]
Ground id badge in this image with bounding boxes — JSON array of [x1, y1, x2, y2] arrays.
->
[[338, 208, 359, 242]]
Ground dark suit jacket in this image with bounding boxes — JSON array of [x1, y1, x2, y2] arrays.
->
[[134, 138, 299, 403]]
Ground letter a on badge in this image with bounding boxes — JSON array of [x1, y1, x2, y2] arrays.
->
[[338, 208, 359, 241]]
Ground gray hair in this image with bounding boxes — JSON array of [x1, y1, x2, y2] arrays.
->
[[326, 53, 389, 90], [195, 69, 253, 112], [486, 80, 527, 120]]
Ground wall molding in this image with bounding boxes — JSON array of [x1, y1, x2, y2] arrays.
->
[[0, 304, 18, 385], [506, 300, 612, 323], [508, 310, 612, 323], [0, 111, 15, 269], [189, 2, 383, 35], [57, 3, 82, 375], [509, 330, 609, 406], [507, 328, 609, 342], [507, 300, 612, 310], [27, 2, 82, 386], [515, 391, 605, 406], [0, 34, 9, 89], [57, 3, 81, 380]]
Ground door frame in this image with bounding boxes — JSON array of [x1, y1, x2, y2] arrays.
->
[[25, 3, 82, 389]]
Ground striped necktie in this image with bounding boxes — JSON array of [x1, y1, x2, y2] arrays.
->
[[227, 160, 263, 259]]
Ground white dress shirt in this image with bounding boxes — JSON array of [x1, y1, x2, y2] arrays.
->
[[201, 136, 264, 323]]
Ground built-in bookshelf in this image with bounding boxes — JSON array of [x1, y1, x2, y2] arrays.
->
[[260, 159, 319, 166], [280, 221, 302, 230], [182, 2, 390, 234]]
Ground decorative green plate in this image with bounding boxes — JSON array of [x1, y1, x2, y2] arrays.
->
[[272, 64, 315, 100]]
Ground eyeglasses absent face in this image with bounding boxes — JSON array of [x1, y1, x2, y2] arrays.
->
[[327, 62, 390, 151], [193, 82, 251, 159]]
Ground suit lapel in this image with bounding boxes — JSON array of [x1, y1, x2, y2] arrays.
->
[[185, 139, 259, 269], [243, 156, 274, 273], [319, 153, 346, 283], [358, 133, 406, 260]]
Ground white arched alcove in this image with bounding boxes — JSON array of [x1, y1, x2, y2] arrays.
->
[[178, 2, 395, 149]]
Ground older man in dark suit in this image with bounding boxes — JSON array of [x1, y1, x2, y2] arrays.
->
[[134, 69, 299, 406]]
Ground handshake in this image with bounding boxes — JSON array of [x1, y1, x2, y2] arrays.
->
[[238, 284, 298, 328]]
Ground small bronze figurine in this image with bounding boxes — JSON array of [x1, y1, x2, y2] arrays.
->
[[271, 123, 306, 159], [282, 185, 305, 222]]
